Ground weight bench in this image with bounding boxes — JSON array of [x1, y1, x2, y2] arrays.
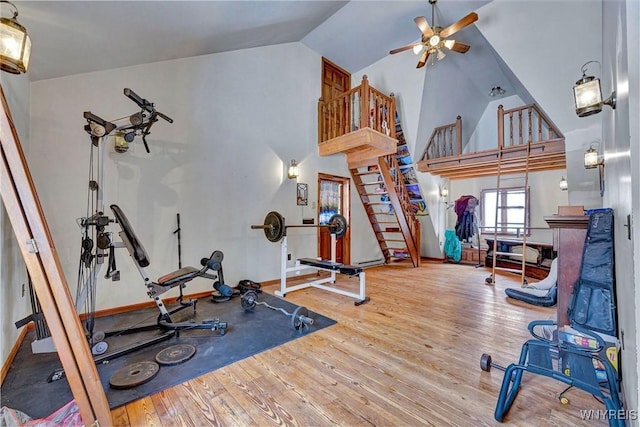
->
[[276, 234, 369, 305], [110, 204, 227, 332]]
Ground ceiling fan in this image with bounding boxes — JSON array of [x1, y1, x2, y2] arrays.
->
[[389, 0, 478, 69]]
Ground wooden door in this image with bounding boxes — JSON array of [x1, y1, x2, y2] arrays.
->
[[318, 173, 350, 264], [321, 58, 351, 138], [322, 57, 350, 101]]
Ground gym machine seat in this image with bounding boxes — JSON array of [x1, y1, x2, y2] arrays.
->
[[110, 204, 225, 332]]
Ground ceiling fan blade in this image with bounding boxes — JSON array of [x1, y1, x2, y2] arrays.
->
[[416, 50, 430, 69], [390, 43, 421, 55], [414, 16, 433, 38], [448, 41, 471, 53], [440, 12, 478, 39]]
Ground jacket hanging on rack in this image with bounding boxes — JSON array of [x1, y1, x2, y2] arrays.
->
[[454, 195, 479, 242]]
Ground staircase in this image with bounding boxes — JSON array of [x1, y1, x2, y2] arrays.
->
[[318, 75, 421, 267], [350, 154, 421, 267]]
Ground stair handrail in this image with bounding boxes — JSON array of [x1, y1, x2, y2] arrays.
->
[[420, 115, 462, 161], [318, 75, 396, 143], [384, 154, 420, 253]]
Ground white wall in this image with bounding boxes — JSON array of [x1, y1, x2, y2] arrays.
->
[[28, 42, 360, 311], [1, 74, 32, 370], [627, 0, 640, 416], [602, 0, 639, 417]]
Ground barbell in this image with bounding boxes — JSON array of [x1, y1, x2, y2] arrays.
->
[[241, 290, 314, 330], [250, 211, 347, 243]]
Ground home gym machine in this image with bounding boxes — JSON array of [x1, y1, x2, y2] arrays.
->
[[44, 89, 227, 381], [251, 211, 369, 305]]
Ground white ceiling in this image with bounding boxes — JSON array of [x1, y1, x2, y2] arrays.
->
[[13, 0, 523, 101]]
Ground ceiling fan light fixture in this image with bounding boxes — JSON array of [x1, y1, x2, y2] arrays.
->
[[413, 44, 424, 55], [489, 86, 506, 97], [429, 34, 440, 47], [443, 39, 455, 49]]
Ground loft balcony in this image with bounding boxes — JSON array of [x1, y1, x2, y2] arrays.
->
[[318, 75, 397, 168], [416, 104, 566, 180]]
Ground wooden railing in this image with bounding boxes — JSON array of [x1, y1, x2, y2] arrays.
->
[[498, 103, 563, 149], [420, 116, 462, 160], [318, 75, 396, 143], [384, 154, 420, 255], [420, 104, 563, 161]]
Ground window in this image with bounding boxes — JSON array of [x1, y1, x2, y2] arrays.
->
[[480, 187, 530, 236]]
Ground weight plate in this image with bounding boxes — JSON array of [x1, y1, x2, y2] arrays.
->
[[480, 353, 492, 372], [92, 341, 108, 355], [212, 250, 224, 263], [291, 306, 310, 330], [264, 211, 285, 243], [109, 361, 159, 389], [155, 344, 196, 366], [241, 291, 258, 311], [328, 214, 347, 238], [92, 330, 105, 343]]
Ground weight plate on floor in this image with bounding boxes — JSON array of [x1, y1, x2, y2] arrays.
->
[[155, 344, 196, 366], [291, 306, 310, 330], [480, 353, 492, 372], [92, 330, 106, 342], [241, 291, 258, 311], [109, 361, 159, 389], [92, 341, 108, 355]]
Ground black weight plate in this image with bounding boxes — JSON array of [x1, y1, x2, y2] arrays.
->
[[241, 291, 258, 311], [291, 306, 310, 330], [109, 361, 159, 389], [328, 214, 347, 238], [480, 353, 492, 372], [264, 211, 285, 242], [155, 344, 196, 366]]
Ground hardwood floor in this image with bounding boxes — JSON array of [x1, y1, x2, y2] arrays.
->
[[111, 262, 608, 426]]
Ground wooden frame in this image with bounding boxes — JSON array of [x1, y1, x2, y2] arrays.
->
[[0, 85, 111, 425]]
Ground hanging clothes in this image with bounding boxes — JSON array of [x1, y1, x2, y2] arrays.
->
[[454, 195, 479, 242]]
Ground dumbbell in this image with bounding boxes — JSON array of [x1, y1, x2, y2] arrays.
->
[[480, 353, 507, 373]]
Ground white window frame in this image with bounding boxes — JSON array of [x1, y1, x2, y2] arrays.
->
[[480, 186, 530, 237]]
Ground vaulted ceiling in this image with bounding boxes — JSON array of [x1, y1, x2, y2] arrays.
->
[[15, 0, 522, 104]]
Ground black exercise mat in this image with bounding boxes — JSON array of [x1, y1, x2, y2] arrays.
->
[[1, 293, 336, 418]]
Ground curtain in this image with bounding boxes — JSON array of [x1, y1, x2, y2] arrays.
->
[[319, 180, 341, 225]]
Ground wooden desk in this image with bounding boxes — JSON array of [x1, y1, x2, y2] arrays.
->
[[544, 207, 589, 327]]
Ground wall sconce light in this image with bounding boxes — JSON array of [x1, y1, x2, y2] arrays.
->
[[440, 186, 449, 202], [0, 0, 31, 74], [488, 86, 506, 97], [559, 176, 568, 191], [583, 146, 605, 197], [583, 146, 602, 169], [573, 61, 616, 117], [287, 159, 299, 179]]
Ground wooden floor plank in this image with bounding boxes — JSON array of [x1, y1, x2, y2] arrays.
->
[[113, 262, 607, 426]]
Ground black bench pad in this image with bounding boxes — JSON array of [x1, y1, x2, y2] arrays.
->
[[298, 258, 363, 275]]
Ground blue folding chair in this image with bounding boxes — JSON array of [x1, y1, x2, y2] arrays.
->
[[486, 209, 624, 427]]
